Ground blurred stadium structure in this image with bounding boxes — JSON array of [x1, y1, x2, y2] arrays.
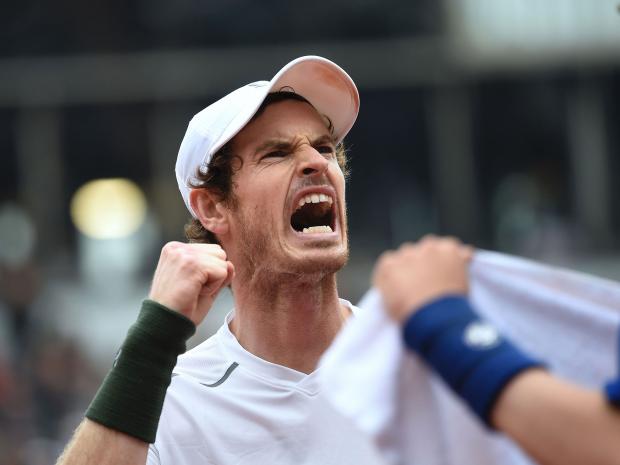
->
[[1, 1, 620, 463]]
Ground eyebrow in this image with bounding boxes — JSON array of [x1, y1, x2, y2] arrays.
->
[[253, 134, 336, 157]]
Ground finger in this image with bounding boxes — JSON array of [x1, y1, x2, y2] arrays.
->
[[419, 234, 438, 244], [200, 267, 229, 296], [436, 237, 463, 252], [383, 248, 397, 258], [200, 277, 226, 296], [374, 250, 396, 271], [211, 262, 234, 292], [373, 254, 399, 284], [202, 255, 233, 293], [460, 245, 475, 261], [200, 259, 229, 284], [188, 243, 227, 260], [397, 241, 416, 252], [221, 261, 235, 288], [442, 236, 463, 246]]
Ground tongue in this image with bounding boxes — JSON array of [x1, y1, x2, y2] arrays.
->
[[291, 202, 332, 232]]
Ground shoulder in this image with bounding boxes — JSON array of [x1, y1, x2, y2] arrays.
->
[[173, 331, 232, 384], [155, 332, 240, 453], [339, 297, 360, 316]]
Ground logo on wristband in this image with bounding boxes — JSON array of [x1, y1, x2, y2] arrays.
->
[[463, 321, 500, 349], [113, 348, 122, 367]]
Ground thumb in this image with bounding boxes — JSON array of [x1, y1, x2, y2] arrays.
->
[[200, 275, 226, 297], [194, 292, 217, 323]]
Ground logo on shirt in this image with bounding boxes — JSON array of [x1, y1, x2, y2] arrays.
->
[[463, 321, 501, 349]]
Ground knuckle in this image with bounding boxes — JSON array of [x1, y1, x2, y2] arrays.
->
[[444, 236, 462, 248], [380, 251, 401, 269], [161, 242, 187, 261], [418, 240, 434, 253], [420, 234, 437, 243], [436, 239, 453, 251], [206, 244, 227, 259], [461, 244, 474, 257], [161, 241, 179, 255], [398, 243, 418, 257]]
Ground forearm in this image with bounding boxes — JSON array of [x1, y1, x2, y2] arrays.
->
[[56, 301, 194, 465], [492, 370, 620, 465], [401, 295, 620, 465], [56, 419, 148, 465]]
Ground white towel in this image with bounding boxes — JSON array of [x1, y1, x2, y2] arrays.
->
[[320, 251, 620, 465]]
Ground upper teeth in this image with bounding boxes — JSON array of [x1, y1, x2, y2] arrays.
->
[[297, 193, 333, 209]]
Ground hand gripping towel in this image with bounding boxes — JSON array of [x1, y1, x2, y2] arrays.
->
[[319, 251, 620, 465]]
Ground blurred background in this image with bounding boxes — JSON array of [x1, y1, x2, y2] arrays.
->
[[1, 0, 620, 462]]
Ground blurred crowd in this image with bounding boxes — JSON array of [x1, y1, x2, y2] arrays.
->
[[0, 202, 233, 464], [0, 259, 99, 465]]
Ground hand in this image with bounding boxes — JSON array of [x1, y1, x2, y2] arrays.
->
[[372, 236, 473, 323], [149, 242, 235, 326]]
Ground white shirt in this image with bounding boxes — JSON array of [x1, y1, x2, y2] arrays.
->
[[148, 299, 384, 465]]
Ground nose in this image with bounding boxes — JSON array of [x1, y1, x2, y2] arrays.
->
[[297, 145, 329, 177]]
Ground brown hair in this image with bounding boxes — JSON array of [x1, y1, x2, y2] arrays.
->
[[184, 91, 349, 245]]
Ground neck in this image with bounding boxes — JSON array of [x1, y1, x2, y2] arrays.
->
[[229, 270, 350, 374]]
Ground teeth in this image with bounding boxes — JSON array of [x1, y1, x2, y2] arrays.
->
[[302, 225, 333, 234], [296, 193, 334, 209]]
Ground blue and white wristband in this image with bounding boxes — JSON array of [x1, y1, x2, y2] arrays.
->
[[403, 295, 543, 426], [606, 378, 620, 406], [604, 330, 620, 406]]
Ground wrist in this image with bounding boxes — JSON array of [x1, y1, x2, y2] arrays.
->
[[86, 299, 196, 443], [402, 295, 544, 426], [390, 291, 468, 324], [142, 298, 194, 327], [605, 378, 620, 406]]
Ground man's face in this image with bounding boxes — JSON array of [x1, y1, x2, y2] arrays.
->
[[224, 98, 348, 277]]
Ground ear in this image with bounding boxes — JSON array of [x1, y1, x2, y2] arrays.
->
[[189, 189, 230, 236]]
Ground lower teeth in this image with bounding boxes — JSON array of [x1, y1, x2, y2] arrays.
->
[[302, 225, 333, 234]]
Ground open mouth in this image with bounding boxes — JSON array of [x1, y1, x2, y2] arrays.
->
[[290, 192, 335, 234]]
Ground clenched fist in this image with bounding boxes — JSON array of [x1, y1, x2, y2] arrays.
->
[[149, 242, 235, 326], [373, 236, 473, 323]]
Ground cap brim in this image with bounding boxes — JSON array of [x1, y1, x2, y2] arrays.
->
[[209, 56, 359, 157], [268, 55, 360, 143]]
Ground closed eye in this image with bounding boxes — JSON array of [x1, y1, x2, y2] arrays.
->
[[316, 145, 335, 155], [261, 150, 289, 159]]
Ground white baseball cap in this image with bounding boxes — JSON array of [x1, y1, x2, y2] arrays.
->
[[175, 55, 360, 217]]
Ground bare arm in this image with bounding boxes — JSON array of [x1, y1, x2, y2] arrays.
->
[[56, 419, 148, 465], [55, 242, 235, 465], [492, 370, 620, 465]]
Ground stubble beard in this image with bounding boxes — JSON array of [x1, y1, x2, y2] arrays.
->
[[235, 207, 349, 282]]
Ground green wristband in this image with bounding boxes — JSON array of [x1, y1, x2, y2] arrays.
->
[[86, 299, 195, 443]]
